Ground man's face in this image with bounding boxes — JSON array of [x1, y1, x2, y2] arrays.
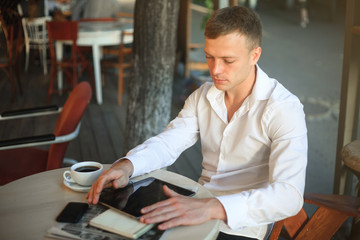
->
[[204, 32, 261, 94]]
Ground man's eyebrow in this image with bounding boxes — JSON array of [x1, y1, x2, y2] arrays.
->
[[204, 51, 237, 59], [204, 50, 212, 56]]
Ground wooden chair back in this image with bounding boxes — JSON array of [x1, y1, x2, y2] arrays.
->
[[22, 16, 52, 74], [178, 1, 209, 79], [116, 12, 134, 19], [101, 13, 133, 105], [46, 20, 78, 71], [269, 193, 360, 240], [101, 30, 133, 105], [46, 20, 78, 43], [22, 17, 51, 45], [46, 20, 94, 101]]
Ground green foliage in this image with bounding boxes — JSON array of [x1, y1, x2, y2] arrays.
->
[[193, 0, 213, 29]]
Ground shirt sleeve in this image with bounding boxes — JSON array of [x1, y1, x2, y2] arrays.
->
[[121, 89, 201, 178], [217, 99, 308, 229]]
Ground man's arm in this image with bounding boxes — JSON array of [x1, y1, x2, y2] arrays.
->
[[87, 86, 204, 205], [119, 88, 201, 178], [218, 99, 308, 229], [87, 159, 134, 205]]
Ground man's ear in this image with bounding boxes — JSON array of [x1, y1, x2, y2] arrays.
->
[[251, 46, 262, 65]]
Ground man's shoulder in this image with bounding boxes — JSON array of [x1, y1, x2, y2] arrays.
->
[[255, 67, 299, 104], [256, 69, 302, 111], [268, 81, 300, 105], [254, 66, 290, 102]]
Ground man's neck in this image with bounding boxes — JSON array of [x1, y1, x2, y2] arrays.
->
[[225, 66, 257, 121]]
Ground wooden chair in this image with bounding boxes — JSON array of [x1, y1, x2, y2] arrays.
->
[[269, 193, 360, 239], [0, 82, 92, 186], [101, 12, 133, 105], [22, 16, 52, 75], [0, 8, 23, 101], [178, 1, 209, 79], [116, 12, 134, 22], [342, 140, 360, 238], [46, 20, 95, 103]]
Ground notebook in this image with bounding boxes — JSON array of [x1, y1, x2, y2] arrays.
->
[[89, 209, 154, 239]]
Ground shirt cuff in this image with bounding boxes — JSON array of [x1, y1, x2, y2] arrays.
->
[[216, 193, 249, 230], [112, 156, 142, 178]]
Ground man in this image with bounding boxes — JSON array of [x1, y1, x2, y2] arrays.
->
[[87, 6, 307, 240]]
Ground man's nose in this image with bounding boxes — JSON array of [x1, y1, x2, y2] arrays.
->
[[211, 59, 223, 75]]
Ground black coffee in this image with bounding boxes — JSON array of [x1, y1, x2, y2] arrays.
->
[[75, 166, 99, 172]]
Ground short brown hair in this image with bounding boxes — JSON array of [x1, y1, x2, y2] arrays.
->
[[205, 6, 262, 50]]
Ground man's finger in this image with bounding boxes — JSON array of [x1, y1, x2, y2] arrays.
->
[[141, 186, 183, 214], [103, 182, 112, 189], [112, 178, 128, 189], [158, 217, 184, 230], [141, 197, 173, 214], [163, 185, 181, 197]]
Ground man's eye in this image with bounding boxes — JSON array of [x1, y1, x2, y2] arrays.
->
[[224, 60, 235, 64]]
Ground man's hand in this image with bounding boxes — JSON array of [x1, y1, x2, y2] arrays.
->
[[139, 185, 227, 230], [86, 159, 134, 205]]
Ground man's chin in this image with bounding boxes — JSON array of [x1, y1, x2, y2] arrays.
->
[[213, 83, 227, 91]]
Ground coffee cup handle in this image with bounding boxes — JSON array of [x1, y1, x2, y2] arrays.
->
[[63, 170, 76, 183]]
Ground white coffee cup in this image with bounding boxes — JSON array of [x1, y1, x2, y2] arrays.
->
[[63, 161, 103, 186]]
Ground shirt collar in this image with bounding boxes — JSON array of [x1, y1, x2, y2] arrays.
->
[[251, 65, 275, 101]]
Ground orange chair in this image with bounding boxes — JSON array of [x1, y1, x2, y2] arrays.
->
[[46, 20, 95, 102], [0, 8, 23, 101], [269, 193, 360, 240], [0, 82, 92, 185]]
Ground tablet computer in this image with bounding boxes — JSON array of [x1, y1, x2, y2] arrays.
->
[[99, 177, 196, 218]]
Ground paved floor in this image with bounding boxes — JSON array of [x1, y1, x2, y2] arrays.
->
[[256, 0, 346, 197]]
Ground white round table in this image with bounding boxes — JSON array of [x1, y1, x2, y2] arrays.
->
[[0, 165, 219, 240]]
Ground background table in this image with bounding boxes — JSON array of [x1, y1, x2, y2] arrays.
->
[[0, 165, 219, 240], [56, 21, 133, 104]]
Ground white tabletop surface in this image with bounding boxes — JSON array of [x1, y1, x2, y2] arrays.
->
[[0, 165, 219, 240]]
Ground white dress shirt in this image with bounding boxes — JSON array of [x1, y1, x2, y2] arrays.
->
[[122, 66, 308, 239]]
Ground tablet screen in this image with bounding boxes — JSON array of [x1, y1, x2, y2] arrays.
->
[[99, 177, 195, 218]]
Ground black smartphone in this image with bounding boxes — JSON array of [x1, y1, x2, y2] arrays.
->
[[56, 202, 89, 223]]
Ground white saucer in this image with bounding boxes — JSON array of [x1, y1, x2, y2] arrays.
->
[[63, 180, 91, 192]]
